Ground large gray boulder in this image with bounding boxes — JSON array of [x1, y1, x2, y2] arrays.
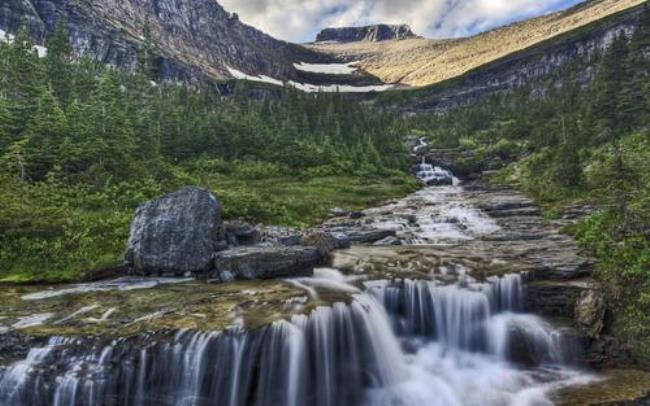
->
[[125, 187, 221, 276], [212, 246, 323, 281]]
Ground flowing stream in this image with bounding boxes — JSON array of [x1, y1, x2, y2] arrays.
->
[[0, 171, 598, 405]]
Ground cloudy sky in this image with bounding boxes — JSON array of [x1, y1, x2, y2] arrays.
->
[[220, 0, 585, 42]]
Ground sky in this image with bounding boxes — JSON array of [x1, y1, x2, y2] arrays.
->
[[220, 0, 586, 43]]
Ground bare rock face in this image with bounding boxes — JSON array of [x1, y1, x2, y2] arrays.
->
[[125, 187, 221, 276], [316, 24, 416, 43], [212, 246, 323, 281], [575, 290, 606, 338], [0, 0, 317, 83]]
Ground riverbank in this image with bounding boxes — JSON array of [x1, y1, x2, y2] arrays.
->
[[1, 173, 650, 405], [0, 174, 419, 284]]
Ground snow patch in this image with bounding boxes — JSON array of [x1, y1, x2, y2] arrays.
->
[[294, 61, 359, 75], [0, 28, 47, 58], [289, 81, 394, 93], [227, 66, 394, 93], [226, 66, 284, 86], [33, 45, 47, 58]]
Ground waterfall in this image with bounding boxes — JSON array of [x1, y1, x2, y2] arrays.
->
[[366, 273, 574, 364], [0, 274, 587, 406], [414, 158, 454, 186], [0, 296, 405, 406]]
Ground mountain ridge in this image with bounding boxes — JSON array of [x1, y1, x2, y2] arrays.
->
[[0, 0, 645, 94], [308, 0, 645, 87]]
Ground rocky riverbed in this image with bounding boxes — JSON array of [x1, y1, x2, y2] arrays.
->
[[1, 172, 649, 405]]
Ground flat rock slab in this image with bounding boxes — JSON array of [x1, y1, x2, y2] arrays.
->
[[213, 246, 323, 281], [125, 187, 221, 276]]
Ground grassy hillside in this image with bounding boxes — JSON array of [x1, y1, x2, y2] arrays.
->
[[309, 0, 644, 87], [0, 27, 417, 283]]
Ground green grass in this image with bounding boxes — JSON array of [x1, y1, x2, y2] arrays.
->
[[0, 173, 419, 284]]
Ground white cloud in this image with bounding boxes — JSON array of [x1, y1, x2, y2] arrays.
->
[[220, 0, 584, 42]]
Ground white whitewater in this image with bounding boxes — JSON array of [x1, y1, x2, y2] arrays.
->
[[415, 157, 455, 186], [0, 273, 595, 406], [364, 179, 500, 244]]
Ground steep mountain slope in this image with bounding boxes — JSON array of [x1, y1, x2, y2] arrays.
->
[[379, 2, 647, 112], [0, 0, 321, 82], [308, 0, 644, 87], [0, 0, 645, 93]]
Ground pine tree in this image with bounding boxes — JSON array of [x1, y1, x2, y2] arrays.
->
[[5, 27, 43, 133], [22, 86, 69, 179], [592, 33, 629, 138], [45, 22, 73, 105], [91, 70, 137, 178], [0, 96, 18, 152], [137, 20, 156, 79]]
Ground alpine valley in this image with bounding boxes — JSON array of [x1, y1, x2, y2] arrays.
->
[[1, 0, 650, 405]]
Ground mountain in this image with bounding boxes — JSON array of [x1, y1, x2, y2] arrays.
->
[[0, 0, 644, 93], [315, 25, 417, 43], [0, 0, 320, 82], [380, 2, 647, 112], [307, 0, 644, 87]]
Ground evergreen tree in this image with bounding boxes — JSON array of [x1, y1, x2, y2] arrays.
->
[[0, 96, 18, 152], [5, 27, 43, 132], [91, 70, 137, 178], [22, 86, 69, 179], [137, 20, 156, 80], [620, 4, 650, 129], [592, 33, 629, 137], [45, 22, 73, 105]]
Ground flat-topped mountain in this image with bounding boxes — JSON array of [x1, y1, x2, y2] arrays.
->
[[315, 24, 417, 43]]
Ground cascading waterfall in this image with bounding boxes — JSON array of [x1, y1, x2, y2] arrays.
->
[[365, 273, 575, 366], [414, 158, 454, 186], [0, 274, 589, 406], [0, 294, 404, 406]]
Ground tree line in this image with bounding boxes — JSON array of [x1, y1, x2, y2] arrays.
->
[[0, 23, 410, 187]]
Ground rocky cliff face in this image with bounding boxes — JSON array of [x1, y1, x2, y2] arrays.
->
[[0, 0, 319, 82], [316, 24, 416, 43], [394, 5, 644, 113]]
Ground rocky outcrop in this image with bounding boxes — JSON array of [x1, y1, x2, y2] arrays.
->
[[0, 0, 318, 83], [125, 187, 221, 276], [575, 289, 606, 338], [316, 24, 416, 43], [212, 246, 323, 281], [302, 230, 351, 256]]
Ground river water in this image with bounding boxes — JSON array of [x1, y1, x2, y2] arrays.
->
[[0, 174, 600, 405]]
